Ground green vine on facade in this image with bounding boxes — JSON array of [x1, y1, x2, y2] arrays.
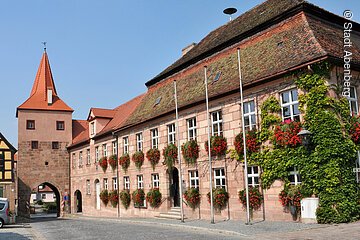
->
[[254, 62, 359, 223]]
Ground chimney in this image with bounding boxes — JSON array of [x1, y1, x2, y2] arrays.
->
[[47, 88, 53, 105], [182, 43, 197, 56]]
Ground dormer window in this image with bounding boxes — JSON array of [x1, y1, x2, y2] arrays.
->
[[90, 122, 95, 135]]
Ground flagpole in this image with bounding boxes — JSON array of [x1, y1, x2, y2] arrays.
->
[[237, 48, 251, 225], [174, 80, 185, 223], [204, 66, 215, 224]]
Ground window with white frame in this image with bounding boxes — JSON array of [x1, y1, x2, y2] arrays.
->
[[90, 122, 95, 135], [168, 124, 176, 144], [95, 146, 99, 162], [349, 86, 359, 115], [72, 153, 76, 168], [124, 176, 130, 190], [187, 118, 197, 140], [136, 133, 143, 151], [112, 177, 118, 190], [289, 167, 302, 185], [152, 174, 160, 188], [356, 151, 360, 183], [214, 168, 226, 189], [86, 179, 90, 194], [137, 175, 144, 189], [189, 170, 199, 188], [86, 149, 90, 165], [243, 101, 256, 131], [79, 151, 83, 167], [211, 111, 223, 136], [112, 141, 117, 155], [103, 144, 107, 157], [247, 166, 260, 187], [123, 137, 129, 154], [151, 128, 159, 149], [281, 89, 300, 121], [103, 178, 108, 190]]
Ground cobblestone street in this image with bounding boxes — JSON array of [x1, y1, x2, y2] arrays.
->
[[1, 216, 359, 240]]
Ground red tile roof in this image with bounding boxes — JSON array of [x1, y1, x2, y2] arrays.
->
[[87, 108, 115, 121], [72, 120, 89, 146], [69, 94, 144, 147], [17, 52, 73, 115]]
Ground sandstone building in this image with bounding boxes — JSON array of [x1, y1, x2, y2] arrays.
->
[[18, 0, 360, 221]]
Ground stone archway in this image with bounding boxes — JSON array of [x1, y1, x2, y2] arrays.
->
[[74, 190, 82, 213], [29, 182, 61, 218]]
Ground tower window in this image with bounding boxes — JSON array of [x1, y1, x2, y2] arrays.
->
[[56, 121, 65, 131], [26, 120, 35, 130], [52, 141, 59, 149], [31, 141, 38, 149]]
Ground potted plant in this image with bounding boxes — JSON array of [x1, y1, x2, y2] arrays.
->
[[132, 189, 145, 207], [273, 120, 302, 148], [132, 151, 144, 170], [108, 154, 117, 171], [109, 190, 119, 207], [181, 140, 200, 166], [119, 190, 131, 209], [183, 188, 201, 209], [238, 186, 263, 218], [207, 187, 229, 211], [100, 189, 109, 206], [279, 185, 303, 217], [99, 157, 108, 172], [146, 188, 162, 208], [205, 136, 228, 158], [163, 144, 178, 170], [146, 148, 160, 170], [119, 153, 130, 172], [234, 130, 260, 158]]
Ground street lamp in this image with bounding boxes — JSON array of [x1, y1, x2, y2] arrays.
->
[[297, 128, 312, 150]]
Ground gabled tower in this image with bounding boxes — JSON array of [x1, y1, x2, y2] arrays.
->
[[17, 50, 73, 217]]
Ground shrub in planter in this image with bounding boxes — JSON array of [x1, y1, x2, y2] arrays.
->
[[273, 120, 302, 148], [119, 154, 130, 172], [146, 148, 160, 170], [132, 151, 144, 170], [207, 187, 229, 211], [100, 189, 109, 206], [108, 155, 117, 171], [132, 189, 145, 207], [163, 144, 178, 170], [234, 130, 260, 159], [109, 190, 119, 208], [238, 186, 263, 211], [119, 190, 131, 209], [99, 157, 108, 172], [146, 188, 162, 208], [183, 188, 201, 209], [279, 185, 302, 216], [181, 140, 200, 166], [205, 136, 228, 157]]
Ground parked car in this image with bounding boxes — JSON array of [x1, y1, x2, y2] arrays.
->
[[0, 198, 10, 228]]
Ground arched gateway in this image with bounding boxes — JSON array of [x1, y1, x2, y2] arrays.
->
[[17, 51, 73, 217]]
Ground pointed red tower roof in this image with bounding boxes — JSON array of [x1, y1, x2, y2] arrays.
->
[[17, 51, 73, 116]]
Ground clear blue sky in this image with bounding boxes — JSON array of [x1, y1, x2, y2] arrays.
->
[[0, 0, 359, 147]]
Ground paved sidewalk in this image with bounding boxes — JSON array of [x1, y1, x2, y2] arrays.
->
[[0, 224, 37, 240], [66, 214, 341, 238]]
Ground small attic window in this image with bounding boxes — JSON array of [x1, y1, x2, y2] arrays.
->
[[154, 97, 162, 107], [213, 71, 222, 82], [277, 41, 284, 48]]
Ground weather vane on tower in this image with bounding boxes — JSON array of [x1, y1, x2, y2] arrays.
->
[[41, 42, 47, 52]]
